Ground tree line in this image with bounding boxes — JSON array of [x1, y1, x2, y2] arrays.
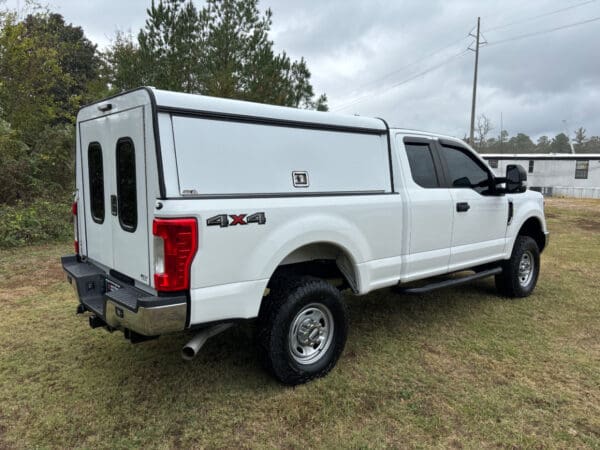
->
[[0, 0, 326, 204], [0, 0, 326, 246], [0, 1, 598, 246], [471, 114, 599, 154]]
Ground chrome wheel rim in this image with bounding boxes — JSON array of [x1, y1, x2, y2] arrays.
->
[[518, 250, 534, 287], [288, 303, 334, 365]]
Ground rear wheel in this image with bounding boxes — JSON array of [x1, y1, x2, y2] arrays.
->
[[495, 235, 540, 297], [257, 275, 348, 385]]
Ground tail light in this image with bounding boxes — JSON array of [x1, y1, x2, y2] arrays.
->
[[72, 200, 79, 255], [152, 218, 198, 292]]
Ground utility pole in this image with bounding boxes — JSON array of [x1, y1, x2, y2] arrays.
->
[[469, 17, 481, 147]]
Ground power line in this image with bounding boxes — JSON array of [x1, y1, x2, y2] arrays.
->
[[332, 3, 600, 113], [487, 0, 597, 32], [337, 34, 471, 99], [333, 49, 469, 112], [487, 15, 600, 47]]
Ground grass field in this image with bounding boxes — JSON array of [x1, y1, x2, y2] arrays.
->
[[0, 198, 599, 449]]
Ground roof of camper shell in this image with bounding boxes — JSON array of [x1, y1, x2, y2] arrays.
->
[[150, 88, 387, 133]]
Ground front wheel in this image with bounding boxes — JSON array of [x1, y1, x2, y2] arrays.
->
[[495, 235, 540, 298], [257, 275, 348, 386]]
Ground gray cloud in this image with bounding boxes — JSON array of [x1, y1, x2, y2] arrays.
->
[[5, 0, 600, 139]]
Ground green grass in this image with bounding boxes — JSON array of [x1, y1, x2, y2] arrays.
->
[[1, 198, 599, 449]]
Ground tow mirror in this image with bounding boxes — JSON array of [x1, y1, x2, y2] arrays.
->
[[506, 164, 527, 193]]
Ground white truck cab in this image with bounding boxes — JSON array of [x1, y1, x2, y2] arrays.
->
[[63, 87, 549, 385]]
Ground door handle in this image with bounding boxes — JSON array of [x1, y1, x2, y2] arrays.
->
[[456, 202, 470, 212], [111, 195, 118, 216]]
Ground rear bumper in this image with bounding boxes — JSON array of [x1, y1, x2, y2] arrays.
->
[[544, 231, 550, 249], [62, 255, 187, 336]]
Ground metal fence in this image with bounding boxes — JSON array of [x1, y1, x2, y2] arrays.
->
[[530, 186, 600, 199]]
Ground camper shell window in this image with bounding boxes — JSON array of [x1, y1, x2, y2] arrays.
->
[[88, 142, 105, 224], [116, 138, 137, 232]]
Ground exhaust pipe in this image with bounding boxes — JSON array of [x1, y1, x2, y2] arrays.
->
[[182, 323, 233, 361]]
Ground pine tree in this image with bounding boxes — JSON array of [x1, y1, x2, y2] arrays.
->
[[536, 136, 550, 153], [138, 0, 202, 92], [551, 133, 571, 153], [106, 0, 327, 110], [574, 127, 587, 152]]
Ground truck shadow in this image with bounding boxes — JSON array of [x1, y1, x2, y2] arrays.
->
[[81, 277, 505, 394]]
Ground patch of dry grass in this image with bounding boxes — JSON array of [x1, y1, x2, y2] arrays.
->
[[0, 199, 599, 449]]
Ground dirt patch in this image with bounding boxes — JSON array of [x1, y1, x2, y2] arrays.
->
[[1, 259, 64, 290], [545, 197, 600, 215], [0, 285, 39, 303], [575, 218, 600, 232]]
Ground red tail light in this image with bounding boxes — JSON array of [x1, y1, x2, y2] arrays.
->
[[72, 201, 79, 255], [152, 218, 198, 292]]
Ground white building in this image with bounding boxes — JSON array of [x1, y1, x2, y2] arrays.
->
[[482, 154, 600, 199]]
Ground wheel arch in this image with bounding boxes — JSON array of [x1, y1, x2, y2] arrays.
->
[[266, 240, 361, 293], [516, 216, 546, 252]]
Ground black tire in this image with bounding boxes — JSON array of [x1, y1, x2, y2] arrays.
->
[[257, 275, 348, 386], [495, 235, 540, 298]]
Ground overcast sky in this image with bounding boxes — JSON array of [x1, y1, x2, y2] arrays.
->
[[6, 0, 600, 140]]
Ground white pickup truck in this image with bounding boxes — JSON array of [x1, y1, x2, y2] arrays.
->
[[62, 87, 549, 385]]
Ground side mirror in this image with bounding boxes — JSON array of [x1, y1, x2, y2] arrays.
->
[[506, 164, 527, 193]]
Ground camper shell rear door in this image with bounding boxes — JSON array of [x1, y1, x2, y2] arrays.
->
[[77, 92, 152, 287]]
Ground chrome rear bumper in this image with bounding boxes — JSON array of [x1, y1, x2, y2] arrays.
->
[[104, 299, 186, 336]]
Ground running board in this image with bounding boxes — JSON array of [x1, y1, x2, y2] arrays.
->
[[396, 267, 502, 294]]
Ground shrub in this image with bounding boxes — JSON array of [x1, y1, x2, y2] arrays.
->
[[0, 120, 36, 204], [0, 197, 72, 248], [30, 124, 75, 195]]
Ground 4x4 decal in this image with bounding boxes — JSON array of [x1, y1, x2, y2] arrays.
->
[[206, 212, 266, 228]]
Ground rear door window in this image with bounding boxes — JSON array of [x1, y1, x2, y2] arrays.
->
[[405, 143, 440, 188], [88, 142, 105, 223], [116, 138, 137, 232]]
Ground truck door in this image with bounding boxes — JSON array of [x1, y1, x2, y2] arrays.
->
[[79, 106, 150, 285], [436, 141, 508, 270], [400, 137, 454, 280]]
